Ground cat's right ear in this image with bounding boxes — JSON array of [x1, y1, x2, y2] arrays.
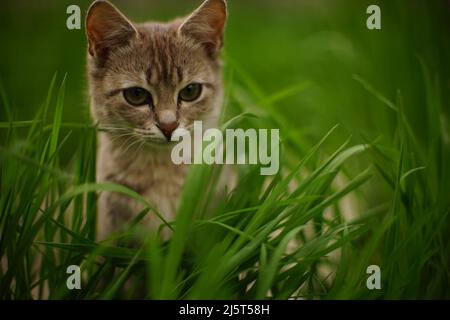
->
[[178, 0, 227, 58], [86, 0, 138, 62]]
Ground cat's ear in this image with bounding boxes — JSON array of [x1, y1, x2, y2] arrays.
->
[[86, 0, 138, 62], [178, 0, 227, 58]]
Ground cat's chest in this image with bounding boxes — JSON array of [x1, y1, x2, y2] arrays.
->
[[100, 145, 188, 207], [115, 158, 187, 196]]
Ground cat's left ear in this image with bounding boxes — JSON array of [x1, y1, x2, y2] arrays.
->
[[86, 0, 138, 62], [178, 0, 227, 58]]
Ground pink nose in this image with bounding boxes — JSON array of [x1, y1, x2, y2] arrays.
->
[[157, 121, 178, 140]]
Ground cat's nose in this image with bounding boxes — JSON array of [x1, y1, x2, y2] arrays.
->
[[156, 110, 178, 140], [157, 121, 178, 140]]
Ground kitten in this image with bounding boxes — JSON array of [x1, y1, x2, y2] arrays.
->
[[86, 0, 227, 240]]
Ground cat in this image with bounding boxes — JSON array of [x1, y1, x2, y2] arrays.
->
[[86, 0, 227, 240]]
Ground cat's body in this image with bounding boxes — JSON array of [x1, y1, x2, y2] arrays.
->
[[86, 0, 227, 239], [96, 134, 188, 239]]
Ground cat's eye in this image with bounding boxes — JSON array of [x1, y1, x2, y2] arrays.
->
[[123, 87, 151, 106], [179, 83, 202, 102]]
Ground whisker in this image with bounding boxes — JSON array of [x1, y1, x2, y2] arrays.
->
[[116, 134, 137, 153], [109, 132, 137, 145], [122, 135, 145, 154]]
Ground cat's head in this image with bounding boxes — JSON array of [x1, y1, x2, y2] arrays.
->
[[86, 0, 227, 147]]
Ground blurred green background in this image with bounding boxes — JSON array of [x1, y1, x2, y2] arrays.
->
[[1, 0, 449, 135]]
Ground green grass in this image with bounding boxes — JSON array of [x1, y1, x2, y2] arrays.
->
[[1, 55, 449, 299], [1, 0, 449, 300], [0, 72, 370, 299]]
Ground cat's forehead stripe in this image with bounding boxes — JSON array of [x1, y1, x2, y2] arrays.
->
[[144, 36, 183, 87]]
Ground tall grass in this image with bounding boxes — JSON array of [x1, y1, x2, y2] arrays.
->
[[1, 48, 448, 299], [0, 68, 368, 299]]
